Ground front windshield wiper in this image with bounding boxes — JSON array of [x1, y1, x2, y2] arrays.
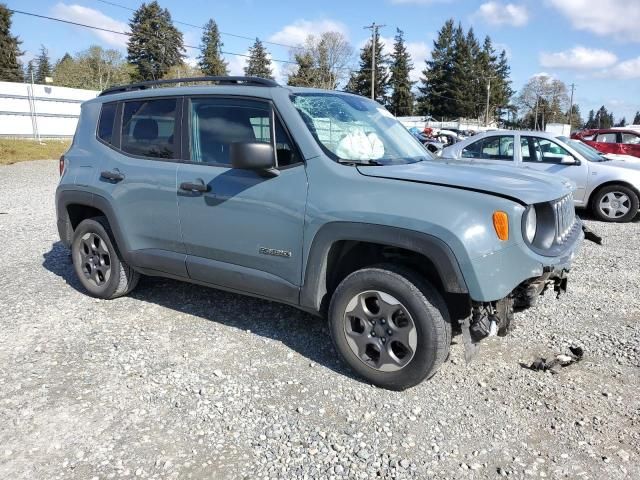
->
[[337, 158, 383, 166]]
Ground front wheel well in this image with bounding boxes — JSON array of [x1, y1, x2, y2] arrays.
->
[[322, 240, 470, 324]]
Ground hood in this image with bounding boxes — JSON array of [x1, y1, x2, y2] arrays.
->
[[600, 159, 640, 171], [357, 160, 574, 205]]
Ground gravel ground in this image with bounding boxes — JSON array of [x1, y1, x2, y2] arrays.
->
[[0, 160, 638, 480]]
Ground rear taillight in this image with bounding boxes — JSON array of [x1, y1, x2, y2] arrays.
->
[[59, 155, 65, 176]]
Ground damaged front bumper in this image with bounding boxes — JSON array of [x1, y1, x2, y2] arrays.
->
[[460, 222, 601, 363]]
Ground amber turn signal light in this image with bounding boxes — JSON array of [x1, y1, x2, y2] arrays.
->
[[493, 211, 509, 241]]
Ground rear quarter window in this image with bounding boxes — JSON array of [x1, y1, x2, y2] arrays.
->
[[97, 102, 117, 144]]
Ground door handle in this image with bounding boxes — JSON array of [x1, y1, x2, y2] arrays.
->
[[100, 170, 125, 182], [179, 180, 210, 193]]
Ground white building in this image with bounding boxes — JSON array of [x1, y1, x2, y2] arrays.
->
[[0, 81, 99, 138]]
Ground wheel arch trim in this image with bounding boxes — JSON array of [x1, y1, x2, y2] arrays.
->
[[300, 222, 469, 312], [56, 188, 132, 262]]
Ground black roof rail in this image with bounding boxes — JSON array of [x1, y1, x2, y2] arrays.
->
[[99, 76, 279, 96]]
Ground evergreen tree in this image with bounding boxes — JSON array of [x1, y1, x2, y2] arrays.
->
[[35, 45, 52, 83], [198, 19, 228, 76], [633, 111, 640, 125], [244, 38, 273, 79], [614, 117, 626, 127], [389, 28, 414, 116], [345, 29, 389, 104], [487, 41, 513, 124], [0, 4, 23, 82], [417, 19, 456, 117], [127, 1, 185, 81], [567, 104, 583, 130], [449, 25, 477, 118], [287, 51, 315, 87], [56, 53, 73, 68], [586, 105, 614, 129], [24, 59, 34, 81]]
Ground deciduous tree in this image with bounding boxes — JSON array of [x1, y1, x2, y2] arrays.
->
[[287, 31, 352, 89], [54, 46, 133, 90]]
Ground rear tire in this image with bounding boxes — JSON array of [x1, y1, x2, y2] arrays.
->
[[591, 184, 639, 223], [71, 217, 139, 299], [328, 264, 451, 391]]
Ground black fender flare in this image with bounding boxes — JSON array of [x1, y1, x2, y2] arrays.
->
[[299, 222, 468, 312], [55, 188, 133, 263]]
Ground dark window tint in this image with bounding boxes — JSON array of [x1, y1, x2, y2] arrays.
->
[[121, 99, 177, 159], [521, 137, 572, 164], [97, 102, 117, 144], [462, 136, 514, 161], [190, 98, 300, 167]]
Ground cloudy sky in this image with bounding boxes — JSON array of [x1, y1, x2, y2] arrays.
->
[[10, 0, 640, 121]]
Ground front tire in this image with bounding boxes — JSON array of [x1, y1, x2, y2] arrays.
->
[[71, 217, 139, 299], [591, 185, 639, 222], [328, 264, 451, 391]]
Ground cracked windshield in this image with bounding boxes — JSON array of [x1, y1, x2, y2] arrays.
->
[[292, 93, 431, 165]]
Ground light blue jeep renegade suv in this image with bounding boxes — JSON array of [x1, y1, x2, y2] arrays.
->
[[56, 76, 584, 390]]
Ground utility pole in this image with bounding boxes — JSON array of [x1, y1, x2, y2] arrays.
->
[[364, 22, 385, 101], [484, 77, 491, 127], [568, 83, 576, 128]]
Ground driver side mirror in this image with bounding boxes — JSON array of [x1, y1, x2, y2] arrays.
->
[[230, 142, 279, 177], [560, 155, 578, 165]]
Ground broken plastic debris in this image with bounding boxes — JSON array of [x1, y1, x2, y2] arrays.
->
[[522, 346, 584, 373]]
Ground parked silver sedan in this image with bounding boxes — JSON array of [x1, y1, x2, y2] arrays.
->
[[441, 130, 640, 222]]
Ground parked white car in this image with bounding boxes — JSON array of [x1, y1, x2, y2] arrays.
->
[[441, 130, 640, 222]]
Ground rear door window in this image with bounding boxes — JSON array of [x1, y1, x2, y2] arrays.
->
[[596, 132, 617, 143], [120, 98, 177, 159]]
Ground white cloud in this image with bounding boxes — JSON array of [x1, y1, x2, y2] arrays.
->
[[611, 57, 640, 79], [269, 19, 349, 47], [540, 46, 618, 70], [531, 71, 553, 79], [51, 3, 129, 48], [547, 0, 640, 42], [474, 2, 529, 27]]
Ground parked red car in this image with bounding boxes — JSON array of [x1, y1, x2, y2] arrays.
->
[[572, 129, 640, 158]]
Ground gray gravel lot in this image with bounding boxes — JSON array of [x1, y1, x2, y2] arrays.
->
[[0, 160, 639, 480]]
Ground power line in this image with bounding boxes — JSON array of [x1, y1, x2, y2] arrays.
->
[[94, 0, 302, 50], [9, 9, 297, 64]]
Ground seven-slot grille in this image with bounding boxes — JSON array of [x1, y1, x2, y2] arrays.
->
[[553, 195, 576, 243]]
